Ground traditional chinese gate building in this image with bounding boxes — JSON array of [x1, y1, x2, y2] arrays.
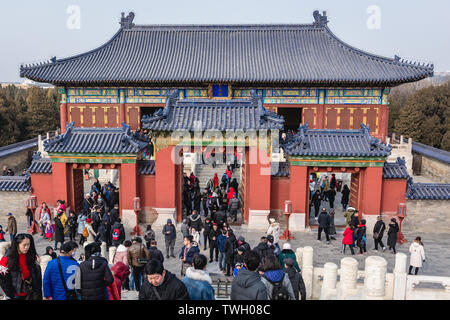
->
[[20, 11, 433, 230]]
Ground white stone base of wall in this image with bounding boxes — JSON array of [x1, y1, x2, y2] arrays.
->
[[289, 213, 306, 231], [121, 210, 137, 235], [152, 208, 177, 228], [248, 209, 270, 229]]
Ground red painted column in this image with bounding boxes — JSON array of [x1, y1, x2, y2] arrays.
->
[[361, 166, 383, 215], [119, 89, 126, 126], [60, 103, 67, 133], [316, 105, 325, 129], [120, 163, 138, 211], [155, 145, 176, 209], [52, 162, 69, 206], [289, 165, 308, 216], [248, 147, 271, 210]]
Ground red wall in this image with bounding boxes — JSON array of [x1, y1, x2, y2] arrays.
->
[[270, 177, 290, 213], [30, 173, 55, 208], [139, 175, 156, 209], [360, 167, 383, 215], [381, 179, 407, 214]]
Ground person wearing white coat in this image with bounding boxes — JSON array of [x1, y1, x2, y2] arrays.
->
[[267, 218, 281, 251], [408, 237, 426, 275]]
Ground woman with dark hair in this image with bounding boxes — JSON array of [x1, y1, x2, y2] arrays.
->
[[260, 254, 295, 300], [387, 218, 399, 254], [409, 236, 426, 275], [0, 233, 42, 300], [54, 212, 65, 250]]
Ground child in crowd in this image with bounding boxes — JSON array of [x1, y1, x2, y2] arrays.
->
[[45, 220, 54, 241], [191, 227, 201, 247]]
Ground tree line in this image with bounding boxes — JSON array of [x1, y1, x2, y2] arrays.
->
[[0, 85, 60, 147], [388, 78, 450, 151]]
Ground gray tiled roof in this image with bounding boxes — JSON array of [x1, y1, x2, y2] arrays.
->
[[141, 91, 284, 131], [282, 124, 392, 157], [20, 13, 433, 86], [28, 158, 52, 174], [138, 160, 155, 175], [383, 158, 409, 179], [44, 122, 149, 154], [0, 176, 31, 192], [407, 181, 450, 200]]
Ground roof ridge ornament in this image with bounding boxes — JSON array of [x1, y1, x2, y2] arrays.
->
[[313, 10, 329, 27], [120, 12, 135, 29]]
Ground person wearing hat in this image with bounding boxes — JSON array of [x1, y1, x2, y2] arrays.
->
[[278, 243, 300, 272], [83, 218, 97, 248], [266, 218, 281, 251], [162, 219, 176, 259], [5, 212, 17, 242], [43, 241, 80, 300], [83, 193, 94, 214], [75, 242, 114, 300], [317, 208, 331, 244], [282, 258, 306, 300]]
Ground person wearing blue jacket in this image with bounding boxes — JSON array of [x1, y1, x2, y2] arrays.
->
[[179, 235, 200, 276], [43, 241, 80, 300], [182, 254, 215, 300], [217, 229, 227, 271]]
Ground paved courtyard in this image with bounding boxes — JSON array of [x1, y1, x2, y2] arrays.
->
[[9, 219, 450, 300]]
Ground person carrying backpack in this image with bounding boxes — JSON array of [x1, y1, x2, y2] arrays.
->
[[260, 254, 295, 300], [110, 218, 125, 247]]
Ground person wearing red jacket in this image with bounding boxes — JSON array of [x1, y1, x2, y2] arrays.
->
[[342, 225, 355, 255], [109, 261, 130, 300]]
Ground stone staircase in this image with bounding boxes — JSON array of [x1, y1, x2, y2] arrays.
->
[[194, 164, 241, 190]]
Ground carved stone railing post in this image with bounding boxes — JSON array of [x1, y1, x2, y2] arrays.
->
[[302, 246, 314, 299], [339, 257, 359, 299], [320, 262, 338, 300], [393, 252, 407, 300], [364, 256, 388, 299], [295, 247, 304, 270]]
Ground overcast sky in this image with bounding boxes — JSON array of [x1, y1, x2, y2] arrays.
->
[[1, 0, 449, 83]]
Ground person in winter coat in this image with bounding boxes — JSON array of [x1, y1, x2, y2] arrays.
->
[[182, 254, 215, 300], [191, 227, 201, 247], [148, 240, 164, 265], [342, 225, 355, 255], [162, 219, 176, 259], [254, 237, 270, 267], [44, 220, 54, 241], [329, 210, 337, 240], [266, 218, 281, 251], [409, 237, 426, 275], [217, 229, 227, 271], [278, 243, 300, 272], [110, 261, 130, 300], [228, 193, 240, 222], [220, 173, 229, 190], [188, 210, 203, 233], [139, 259, 189, 300], [203, 217, 213, 250], [77, 212, 87, 245], [261, 254, 295, 300], [67, 212, 78, 242], [181, 219, 190, 239], [208, 223, 221, 263], [237, 236, 251, 253], [214, 206, 227, 228], [127, 237, 150, 291], [39, 246, 57, 280], [231, 250, 268, 300], [343, 206, 356, 226], [387, 218, 399, 254], [83, 218, 97, 248], [356, 219, 367, 255], [311, 191, 322, 219], [341, 185, 350, 210], [54, 214, 65, 250], [43, 241, 80, 300], [372, 215, 386, 252], [230, 178, 239, 193], [179, 235, 200, 276], [75, 242, 114, 300], [5, 212, 17, 241], [110, 218, 126, 247], [224, 230, 237, 276], [113, 240, 131, 267], [110, 204, 120, 226], [328, 187, 336, 209], [83, 194, 94, 214], [0, 234, 42, 300], [317, 208, 331, 243], [266, 235, 280, 257], [39, 204, 51, 238], [283, 258, 306, 300]]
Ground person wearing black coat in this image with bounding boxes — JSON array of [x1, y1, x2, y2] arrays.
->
[[341, 184, 350, 210], [203, 217, 213, 251], [148, 240, 165, 265], [283, 258, 306, 300], [254, 237, 270, 267], [54, 216, 65, 250], [311, 190, 322, 219], [109, 204, 120, 225], [139, 260, 189, 300], [208, 224, 221, 262], [317, 208, 331, 243], [356, 219, 367, 254], [328, 188, 336, 209], [372, 216, 386, 251], [238, 236, 251, 253], [188, 211, 203, 232], [214, 207, 227, 228], [110, 219, 126, 247], [162, 219, 176, 258], [387, 218, 399, 254], [75, 242, 114, 300], [223, 231, 237, 276]]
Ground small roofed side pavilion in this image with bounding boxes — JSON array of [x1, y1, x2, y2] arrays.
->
[[281, 123, 393, 231]]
